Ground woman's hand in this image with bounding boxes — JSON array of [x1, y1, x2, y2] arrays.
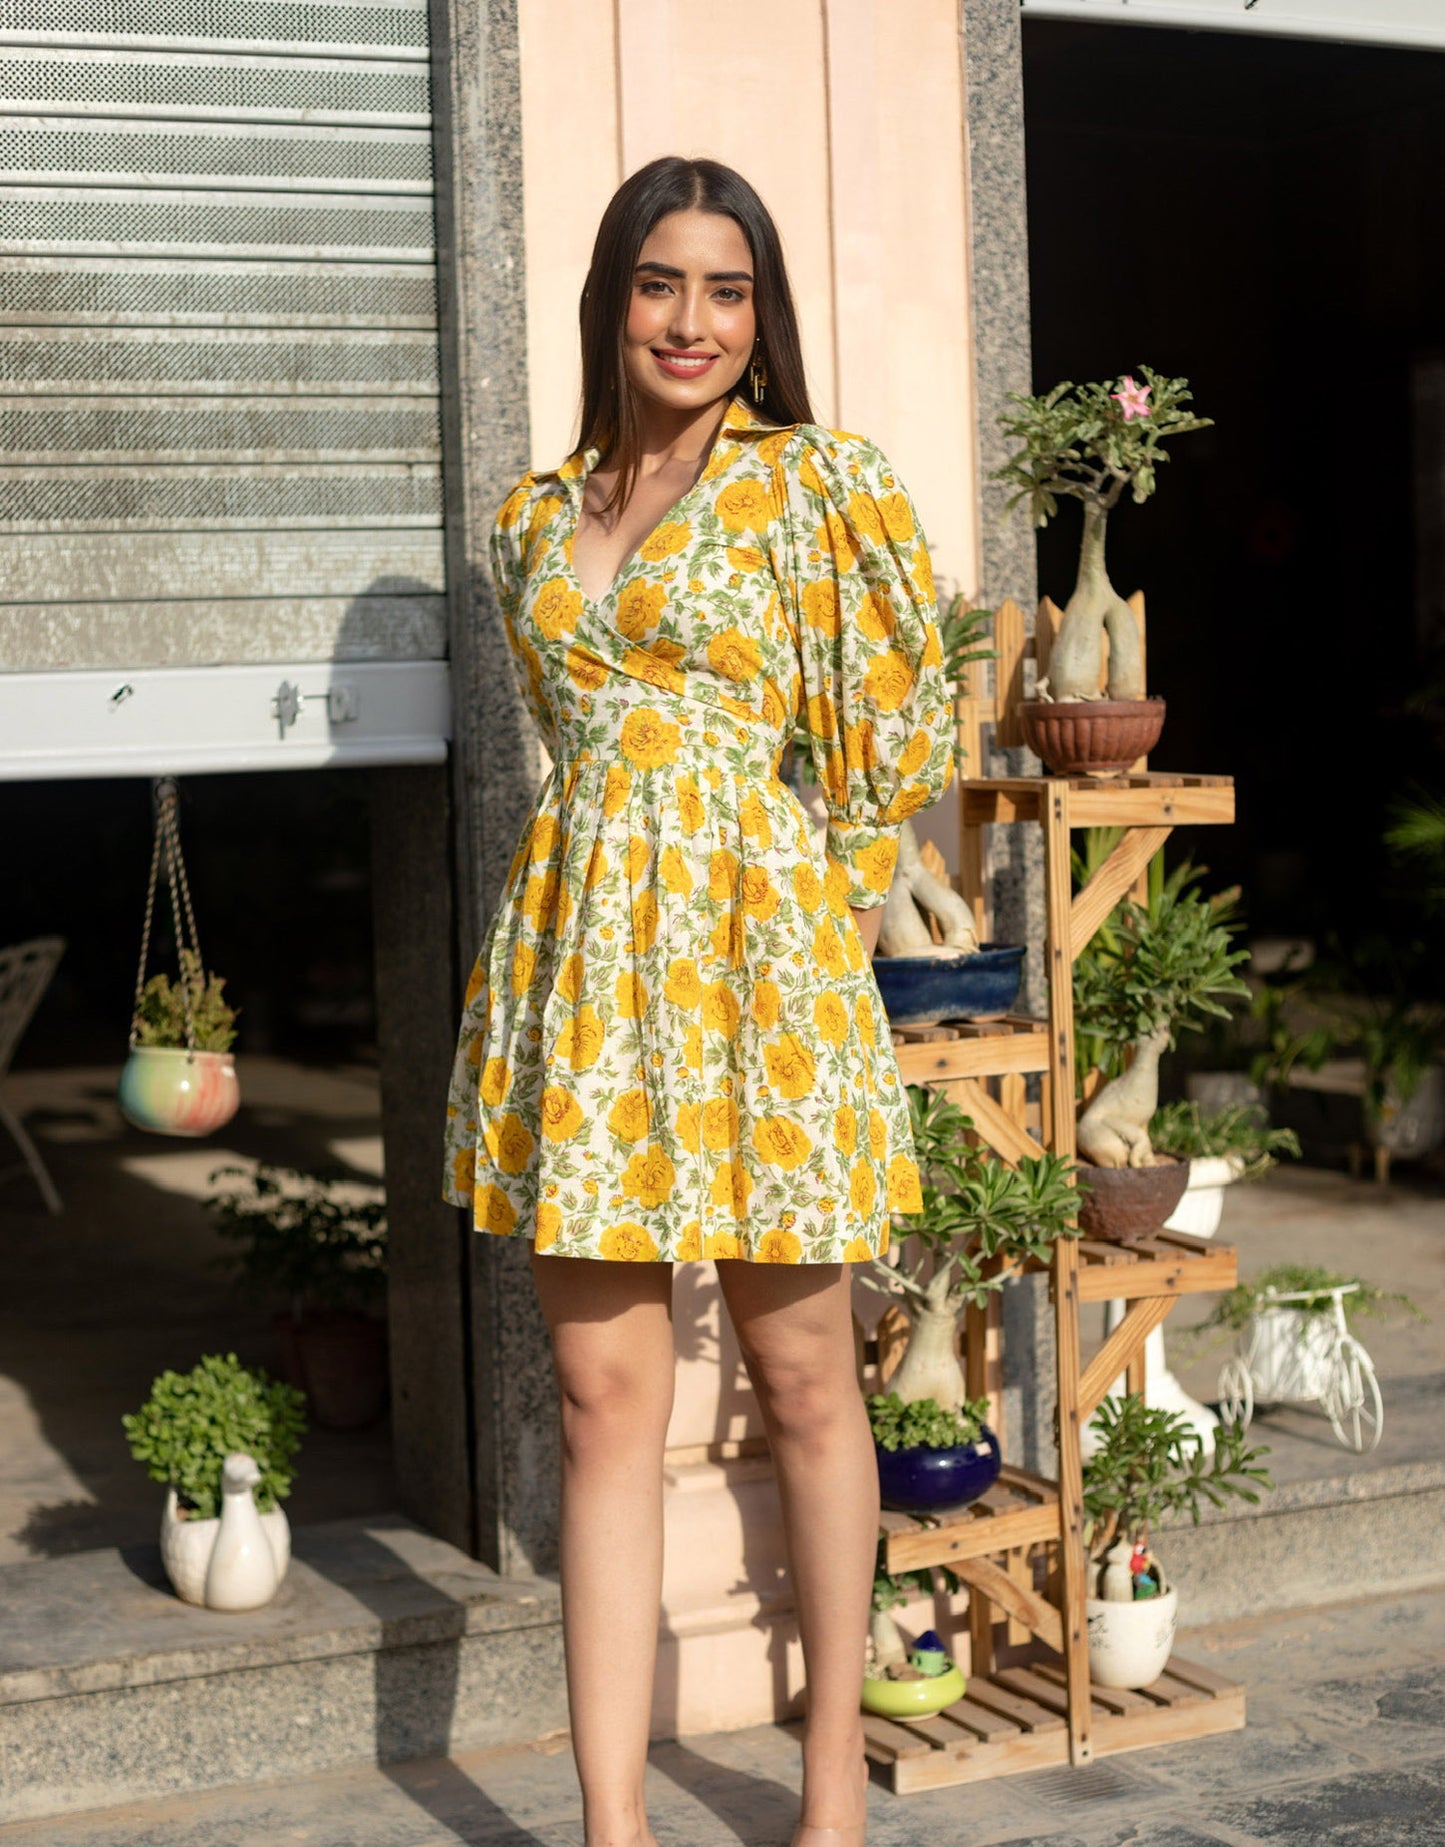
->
[[849, 902, 883, 959]]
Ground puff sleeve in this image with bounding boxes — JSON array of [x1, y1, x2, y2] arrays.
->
[[778, 429, 957, 909]]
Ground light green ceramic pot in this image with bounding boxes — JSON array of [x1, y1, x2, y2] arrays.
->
[[118, 1046, 240, 1137], [860, 1663, 966, 1718]]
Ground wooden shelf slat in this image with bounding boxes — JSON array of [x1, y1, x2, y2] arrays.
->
[[873, 1654, 1245, 1794]]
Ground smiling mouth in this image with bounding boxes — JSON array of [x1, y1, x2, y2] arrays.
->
[[652, 350, 718, 372]]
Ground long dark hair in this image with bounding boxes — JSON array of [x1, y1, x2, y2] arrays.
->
[[577, 156, 814, 515]]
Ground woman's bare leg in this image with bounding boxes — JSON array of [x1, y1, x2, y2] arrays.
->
[[716, 1259, 873, 1832], [530, 1249, 677, 1847]]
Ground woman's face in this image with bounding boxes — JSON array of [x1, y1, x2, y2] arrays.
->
[[622, 208, 757, 418]]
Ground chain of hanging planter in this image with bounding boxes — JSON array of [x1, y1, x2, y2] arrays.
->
[[117, 778, 242, 1139]]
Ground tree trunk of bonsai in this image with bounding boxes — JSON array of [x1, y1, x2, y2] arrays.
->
[[1048, 505, 1146, 704], [1077, 1026, 1171, 1168], [876, 820, 979, 959], [884, 1285, 968, 1413]]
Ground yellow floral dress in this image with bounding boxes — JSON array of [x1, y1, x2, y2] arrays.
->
[[442, 394, 956, 1264]]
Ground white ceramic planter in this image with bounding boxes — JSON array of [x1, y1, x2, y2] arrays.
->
[[160, 1486, 290, 1609], [1086, 1576, 1179, 1690], [1162, 1155, 1243, 1239], [1248, 1306, 1337, 1401], [118, 1045, 240, 1138]]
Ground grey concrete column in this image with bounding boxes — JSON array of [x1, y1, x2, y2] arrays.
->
[[961, 0, 1055, 1475], [428, 0, 560, 1573]]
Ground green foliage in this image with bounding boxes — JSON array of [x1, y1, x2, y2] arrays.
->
[[1082, 1392, 1271, 1554], [1073, 859, 1250, 1087], [1148, 1101, 1300, 1182], [993, 367, 1211, 530], [873, 1533, 962, 1613], [122, 1351, 305, 1521], [866, 1389, 990, 1453], [1199, 1264, 1426, 1336], [890, 1084, 1082, 1309], [133, 947, 238, 1053], [1385, 789, 1445, 918], [206, 1162, 388, 1316]]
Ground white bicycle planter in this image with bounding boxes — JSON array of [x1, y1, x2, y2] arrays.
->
[[1217, 1284, 1383, 1454]]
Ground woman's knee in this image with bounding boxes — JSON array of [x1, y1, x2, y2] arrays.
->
[[741, 1342, 857, 1443], [552, 1346, 674, 1447]]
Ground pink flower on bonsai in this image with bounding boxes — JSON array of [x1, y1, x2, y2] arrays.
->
[[1111, 376, 1152, 420]]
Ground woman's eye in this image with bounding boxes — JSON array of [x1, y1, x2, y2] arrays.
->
[[639, 279, 672, 296], [714, 287, 743, 303]]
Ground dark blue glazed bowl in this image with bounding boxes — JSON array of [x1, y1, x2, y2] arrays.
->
[[873, 945, 1026, 1027], [875, 1424, 1002, 1513]]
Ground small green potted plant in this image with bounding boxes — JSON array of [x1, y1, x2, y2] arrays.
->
[[1200, 1263, 1424, 1449], [994, 366, 1211, 773], [863, 1543, 968, 1718], [1082, 1393, 1270, 1689], [1150, 1101, 1301, 1237], [123, 1351, 305, 1610], [206, 1162, 389, 1431], [118, 947, 241, 1138], [860, 1085, 1081, 1508], [1073, 849, 1250, 1241]]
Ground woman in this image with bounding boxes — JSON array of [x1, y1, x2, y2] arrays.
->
[[443, 156, 957, 1847]]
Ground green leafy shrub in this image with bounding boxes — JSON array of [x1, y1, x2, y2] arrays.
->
[[1082, 1392, 1270, 1554], [866, 1390, 990, 1452], [133, 947, 238, 1053], [206, 1162, 388, 1317], [1199, 1263, 1425, 1336], [122, 1352, 305, 1520], [1149, 1101, 1300, 1181]]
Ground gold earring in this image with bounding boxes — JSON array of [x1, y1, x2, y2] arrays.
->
[[748, 346, 769, 401]]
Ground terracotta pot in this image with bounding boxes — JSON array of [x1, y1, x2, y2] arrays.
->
[[274, 1308, 389, 1430], [1076, 1157, 1189, 1245], [1019, 698, 1166, 776], [118, 1046, 240, 1137]]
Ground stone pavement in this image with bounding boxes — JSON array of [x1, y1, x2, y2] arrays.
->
[[3, 1585, 1442, 1846]]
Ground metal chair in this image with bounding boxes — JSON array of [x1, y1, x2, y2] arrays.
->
[[0, 936, 66, 1214]]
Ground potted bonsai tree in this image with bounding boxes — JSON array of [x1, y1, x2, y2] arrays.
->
[[118, 947, 241, 1138], [1082, 1393, 1270, 1689], [1073, 855, 1250, 1241], [860, 1083, 1080, 1509], [994, 366, 1211, 774], [123, 1351, 305, 1610], [206, 1161, 389, 1431]]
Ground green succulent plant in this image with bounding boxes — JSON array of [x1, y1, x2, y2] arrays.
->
[[122, 1352, 305, 1521]]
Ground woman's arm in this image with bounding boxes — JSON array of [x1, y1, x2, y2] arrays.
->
[[849, 902, 883, 959]]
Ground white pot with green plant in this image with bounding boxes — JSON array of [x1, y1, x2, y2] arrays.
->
[[118, 948, 241, 1138], [123, 1352, 306, 1610], [994, 368, 1210, 775], [1072, 846, 1251, 1242], [206, 1162, 389, 1432], [1083, 1394, 1270, 1689]]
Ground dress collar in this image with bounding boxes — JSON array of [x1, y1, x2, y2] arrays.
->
[[554, 393, 790, 486]]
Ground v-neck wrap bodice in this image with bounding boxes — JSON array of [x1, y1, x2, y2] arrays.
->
[[443, 395, 958, 1265]]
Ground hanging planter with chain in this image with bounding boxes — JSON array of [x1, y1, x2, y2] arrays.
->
[[117, 778, 241, 1138]]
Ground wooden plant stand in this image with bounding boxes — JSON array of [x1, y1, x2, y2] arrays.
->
[[865, 596, 1246, 1791]]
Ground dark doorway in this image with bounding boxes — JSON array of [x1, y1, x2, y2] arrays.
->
[[1022, 22, 1445, 947]]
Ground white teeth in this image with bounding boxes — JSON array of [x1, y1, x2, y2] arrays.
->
[[660, 354, 713, 368]]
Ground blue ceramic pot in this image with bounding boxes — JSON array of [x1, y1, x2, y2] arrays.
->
[[873, 945, 1025, 1027], [875, 1424, 1002, 1513]]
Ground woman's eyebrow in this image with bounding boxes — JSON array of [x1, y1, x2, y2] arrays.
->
[[634, 261, 754, 283]]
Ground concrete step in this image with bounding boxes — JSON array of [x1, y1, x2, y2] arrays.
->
[[0, 1514, 566, 1827], [1160, 1455, 1445, 1624]]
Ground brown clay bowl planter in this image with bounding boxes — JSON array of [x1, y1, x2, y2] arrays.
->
[[1075, 1157, 1190, 1246], [1019, 698, 1166, 777]]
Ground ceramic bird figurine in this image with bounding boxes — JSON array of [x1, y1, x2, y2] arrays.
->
[[1097, 1536, 1138, 1603], [204, 1452, 282, 1611]]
